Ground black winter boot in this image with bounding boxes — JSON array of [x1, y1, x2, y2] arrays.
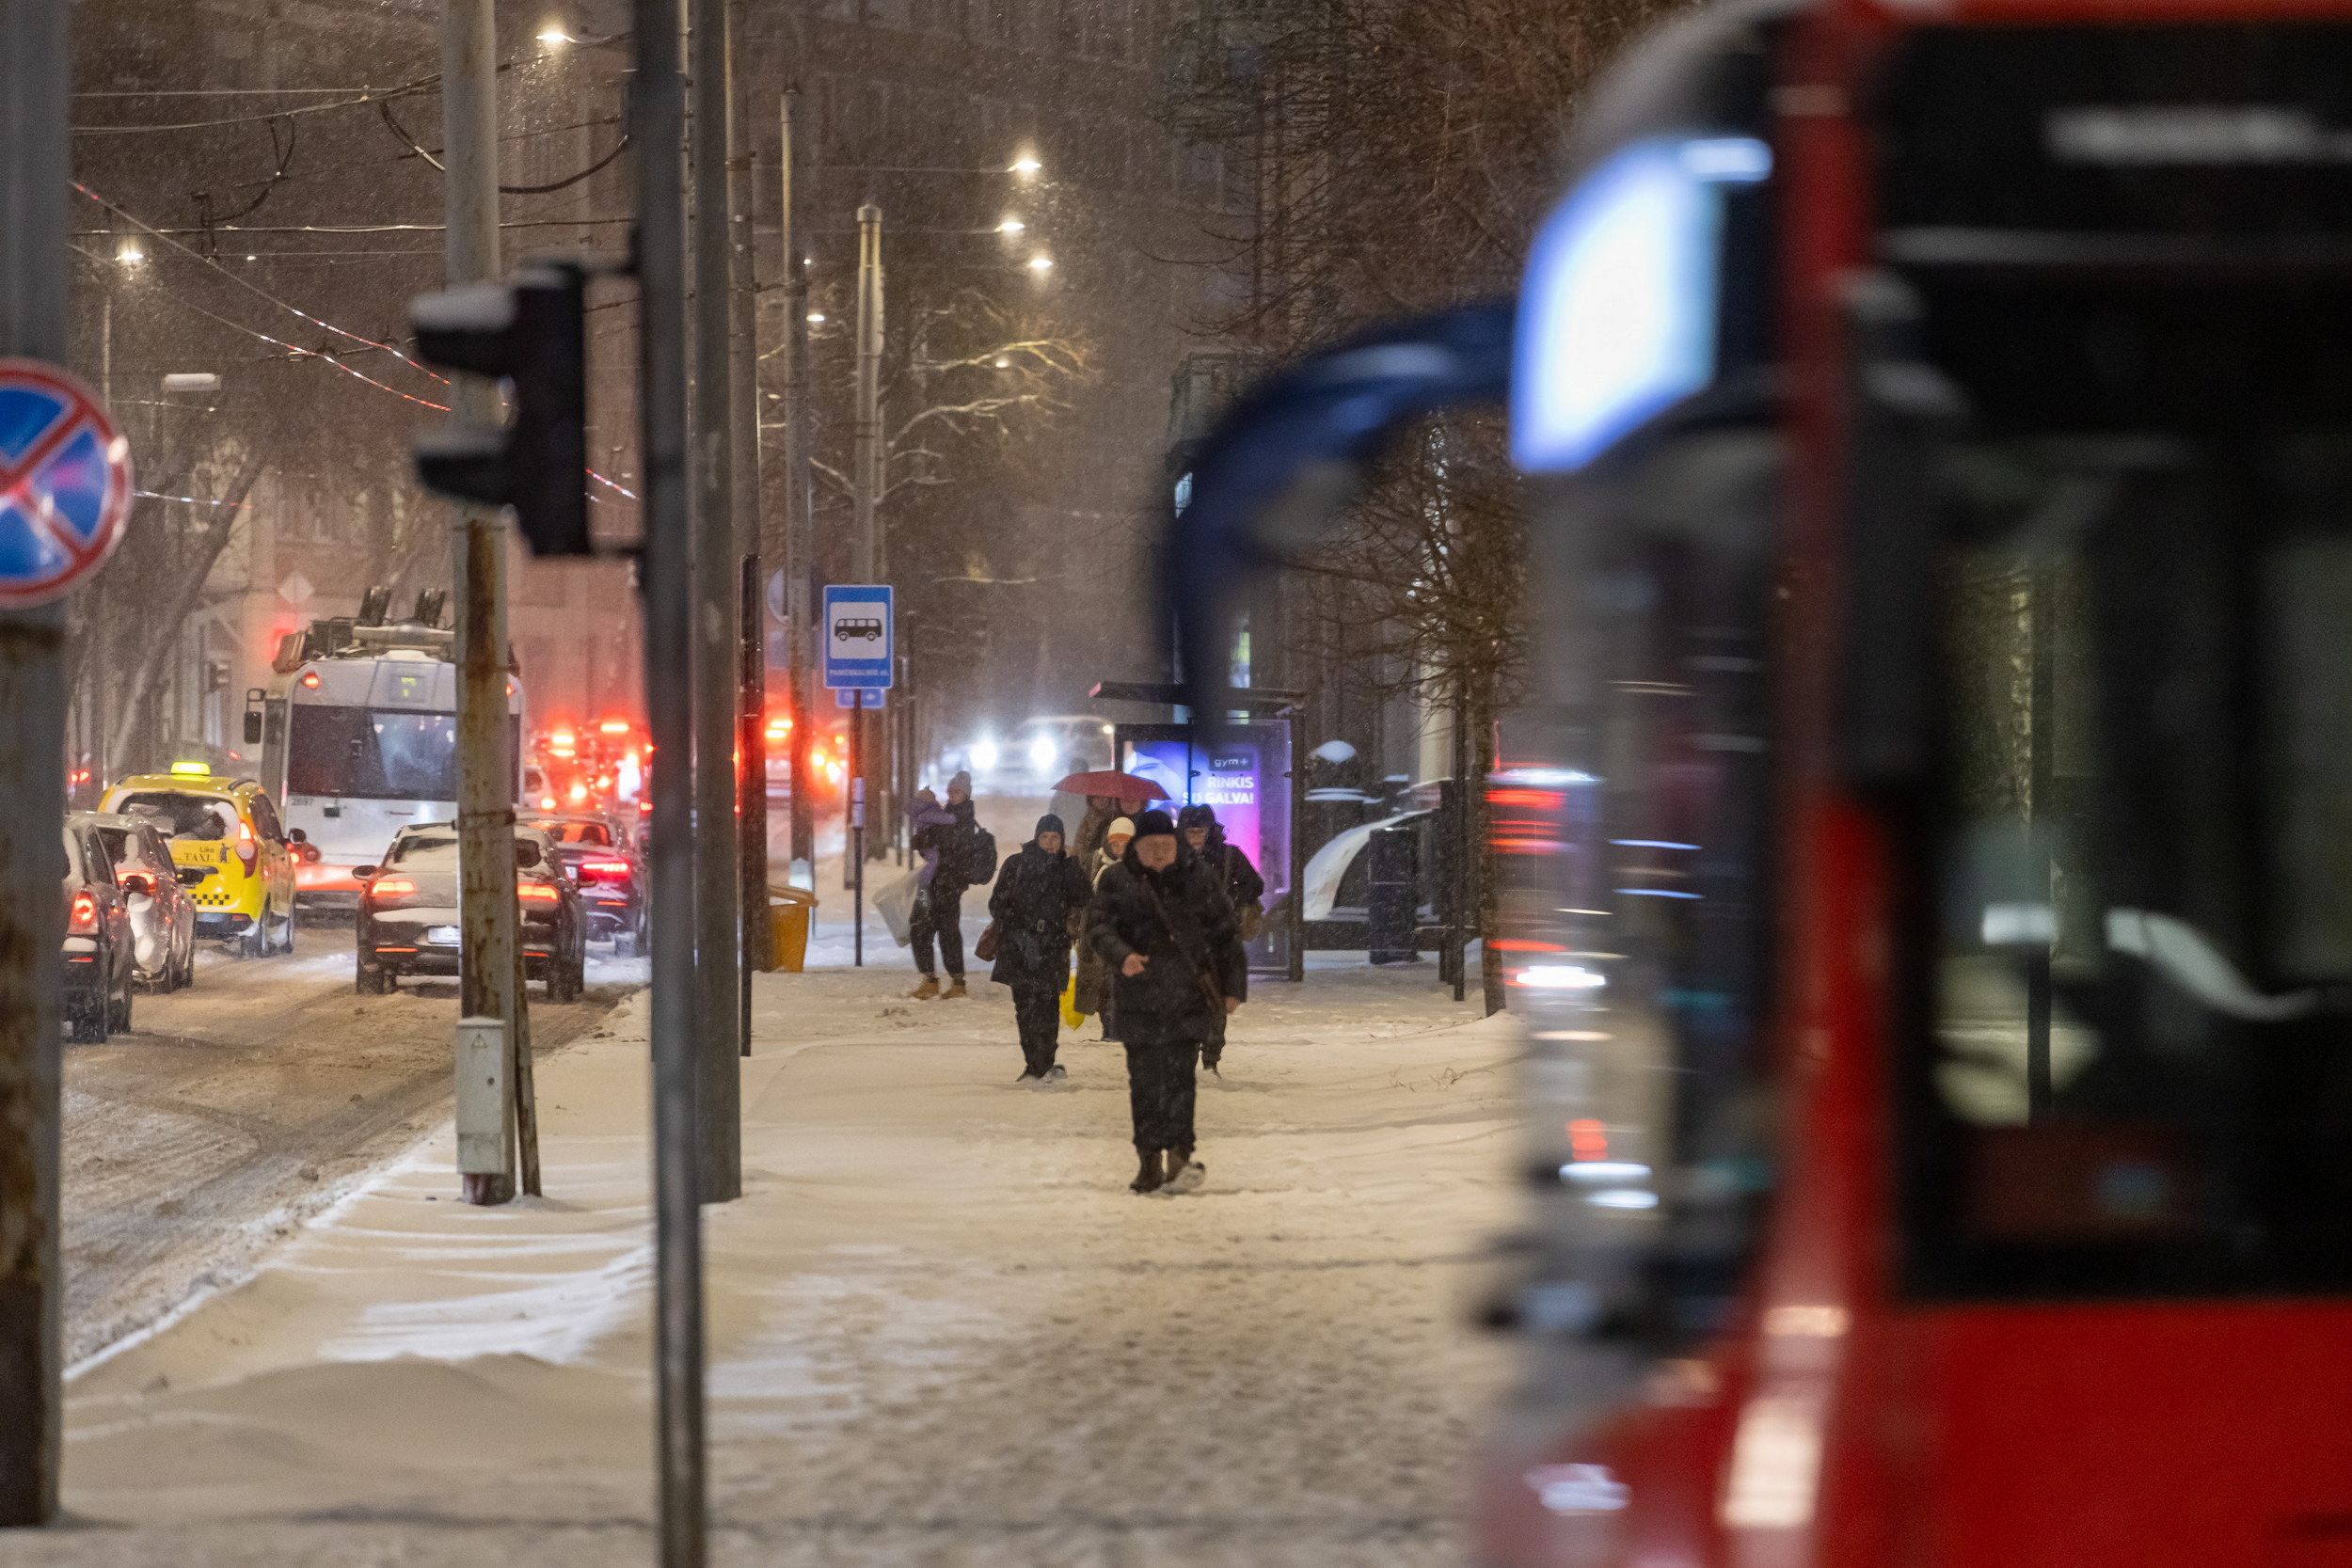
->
[[1130, 1148, 1166, 1195]]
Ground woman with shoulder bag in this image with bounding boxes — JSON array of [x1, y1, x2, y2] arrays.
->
[[986, 815, 1093, 1082], [1086, 811, 1248, 1195]]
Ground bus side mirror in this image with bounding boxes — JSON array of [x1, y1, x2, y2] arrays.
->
[[515, 842, 542, 869], [245, 710, 263, 746], [290, 828, 307, 843]]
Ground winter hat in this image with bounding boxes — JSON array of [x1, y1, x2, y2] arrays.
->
[[1105, 816, 1136, 842], [949, 769, 973, 795], [1176, 804, 1217, 832], [1130, 809, 1178, 840], [1034, 814, 1067, 841]]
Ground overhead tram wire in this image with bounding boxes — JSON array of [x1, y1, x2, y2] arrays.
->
[[375, 96, 632, 195], [69, 242, 453, 411], [71, 35, 631, 135], [74, 180, 452, 381], [77, 218, 634, 232]]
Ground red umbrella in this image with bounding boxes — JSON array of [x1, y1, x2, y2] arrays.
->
[[1052, 769, 1169, 800]]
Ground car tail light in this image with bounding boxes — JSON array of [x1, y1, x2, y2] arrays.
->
[[517, 882, 560, 906], [68, 889, 99, 936], [369, 878, 418, 897], [234, 817, 258, 875], [580, 858, 631, 882]]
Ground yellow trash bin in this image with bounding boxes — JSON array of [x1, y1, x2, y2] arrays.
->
[[770, 885, 818, 974]]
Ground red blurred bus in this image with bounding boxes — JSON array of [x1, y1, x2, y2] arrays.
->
[[1168, 0, 2352, 1560]]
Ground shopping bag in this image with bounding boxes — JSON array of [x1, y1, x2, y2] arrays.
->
[[875, 870, 920, 948], [1059, 973, 1082, 1030]]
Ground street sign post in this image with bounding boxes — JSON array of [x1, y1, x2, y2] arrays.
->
[[821, 583, 894, 689], [0, 361, 132, 608], [834, 687, 884, 708]]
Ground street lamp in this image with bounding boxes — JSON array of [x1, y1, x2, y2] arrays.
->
[[1010, 155, 1042, 176], [997, 217, 1026, 234], [537, 21, 570, 46], [1028, 254, 1054, 274], [116, 237, 145, 267]]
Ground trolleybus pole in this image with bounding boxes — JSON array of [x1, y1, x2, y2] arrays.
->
[[630, 0, 707, 1556], [0, 0, 72, 1523]]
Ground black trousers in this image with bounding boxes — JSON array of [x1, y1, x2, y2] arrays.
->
[[1123, 1040, 1199, 1153], [911, 886, 963, 978], [1013, 982, 1062, 1075]]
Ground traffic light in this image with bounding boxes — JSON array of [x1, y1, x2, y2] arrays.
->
[[410, 260, 593, 557]]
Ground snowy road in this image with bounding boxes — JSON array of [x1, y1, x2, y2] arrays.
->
[[8, 953, 1523, 1568], [60, 920, 640, 1366]]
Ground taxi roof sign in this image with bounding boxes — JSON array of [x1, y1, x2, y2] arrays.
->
[[168, 761, 212, 777]]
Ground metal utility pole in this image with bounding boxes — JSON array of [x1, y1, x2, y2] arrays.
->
[[690, 0, 743, 1200], [0, 0, 72, 1524], [444, 0, 526, 1207], [728, 0, 771, 1030], [782, 94, 817, 873], [631, 0, 707, 1556], [852, 203, 883, 584], [852, 203, 885, 863]]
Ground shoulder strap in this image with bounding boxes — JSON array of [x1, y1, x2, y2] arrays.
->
[[1137, 874, 1225, 1011]]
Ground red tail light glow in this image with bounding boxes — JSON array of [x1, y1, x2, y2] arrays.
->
[[517, 882, 561, 906], [369, 878, 418, 897], [68, 889, 99, 935], [1568, 1118, 1610, 1162], [580, 859, 632, 880]]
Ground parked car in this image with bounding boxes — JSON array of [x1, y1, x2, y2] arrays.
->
[[523, 811, 644, 954], [88, 811, 200, 990], [99, 764, 299, 958], [61, 816, 136, 1042], [353, 823, 588, 1000]]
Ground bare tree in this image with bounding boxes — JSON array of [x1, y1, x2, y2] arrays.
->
[[809, 290, 1093, 516], [1169, 0, 1683, 1009]]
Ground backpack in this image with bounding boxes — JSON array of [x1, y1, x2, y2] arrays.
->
[[957, 824, 999, 886]]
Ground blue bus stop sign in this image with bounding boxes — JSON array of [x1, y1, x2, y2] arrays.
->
[[822, 584, 894, 689], [0, 361, 132, 609]]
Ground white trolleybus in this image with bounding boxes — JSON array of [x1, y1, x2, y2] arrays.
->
[[244, 587, 525, 909]]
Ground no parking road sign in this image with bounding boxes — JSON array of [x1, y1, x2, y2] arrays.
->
[[823, 584, 894, 689], [0, 361, 133, 609]]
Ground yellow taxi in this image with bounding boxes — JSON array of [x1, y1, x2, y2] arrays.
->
[[100, 763, 299, 958]]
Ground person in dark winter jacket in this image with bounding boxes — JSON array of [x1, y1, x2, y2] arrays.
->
[[989, 815, 1092, 1081], [1177, 803, 1265, 912], [910, 771, 978, 999], [1086, 810, 1248, 1195], [1176, 803, 1264, 1071]]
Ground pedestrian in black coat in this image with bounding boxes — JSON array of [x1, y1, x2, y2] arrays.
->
[[909, 773, 979, 999], [989, 814, 1092, 1081], [1176, 803, 1264, 1070], [1086, 809, 1248, 1195]]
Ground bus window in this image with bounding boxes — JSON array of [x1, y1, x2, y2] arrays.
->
[[288, 707, 460, 800], [1914, 436, 2352, 1298], [1520, 427, 1779, 1345]]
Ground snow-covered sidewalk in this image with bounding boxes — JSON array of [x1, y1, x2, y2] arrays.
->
[[8, 955, 1522, 1567]]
